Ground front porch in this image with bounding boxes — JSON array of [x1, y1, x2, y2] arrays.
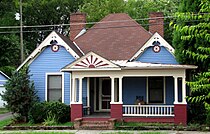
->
[[69, 69, 188, 125]]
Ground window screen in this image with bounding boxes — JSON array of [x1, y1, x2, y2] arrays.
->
[[148, 77, 164, 103], [47, 75, 62, 101]]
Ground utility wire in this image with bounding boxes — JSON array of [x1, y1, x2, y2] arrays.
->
[[0, 13, 209, 29]]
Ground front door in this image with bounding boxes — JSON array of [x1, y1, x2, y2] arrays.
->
[[99, 78, 111, 111]]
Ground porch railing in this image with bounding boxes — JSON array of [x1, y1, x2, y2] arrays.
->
[[123, 105, 174, 117]]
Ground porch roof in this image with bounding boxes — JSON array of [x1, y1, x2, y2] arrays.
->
[[62, 60, 197, 72], [112, 60, 197, 70]]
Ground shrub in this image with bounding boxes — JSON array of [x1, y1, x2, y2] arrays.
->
[[28, 101, 70, 124], [28, 102, 47, 124], [45, 101, 70, 123], [206, 111, 210, 126], [0, 66, 38, 122]]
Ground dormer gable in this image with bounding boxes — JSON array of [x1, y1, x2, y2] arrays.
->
[[17, 31, 83, 71], [130, 32, 178, 64], [62, 51, 120, 71]]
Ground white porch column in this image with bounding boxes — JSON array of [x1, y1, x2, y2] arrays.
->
[[111, 77, 115, 103], [71, 77, 75, 103], [119, 77, 123, 103], [182, 77, 187, 104], [173, 76, 178, 104], [78, 77, 83, 104]]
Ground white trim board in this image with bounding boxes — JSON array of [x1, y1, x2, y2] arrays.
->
[[45, 72, 64, 103]]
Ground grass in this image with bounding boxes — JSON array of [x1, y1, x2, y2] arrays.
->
[[13, 121, 74, 127], [0, 108, 9, 114], [0, 118, 12, 130]]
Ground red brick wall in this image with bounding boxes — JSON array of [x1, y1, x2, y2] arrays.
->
[[149, 12, 164, 37], [71, 104, 83, 122], [174, 104, 187, 125], [111, 104, 122, 120], [70, 13, 86, 40]]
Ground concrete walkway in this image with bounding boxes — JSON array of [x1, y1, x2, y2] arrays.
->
[[0, 112, 12, 121], [0, 130, 209, 134]]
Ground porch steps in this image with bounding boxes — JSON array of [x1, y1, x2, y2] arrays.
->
[[74, 118, 116, 130]]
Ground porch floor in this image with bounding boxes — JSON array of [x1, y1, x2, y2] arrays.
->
[[83, 112, 110, 118]]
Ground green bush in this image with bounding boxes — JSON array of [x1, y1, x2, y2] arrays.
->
[[28, 101, 70, 124], [1, 66, 38, 122], [28, 102, 47, 124], [206, 111, 210, 126], [45, 101, 70, 123]]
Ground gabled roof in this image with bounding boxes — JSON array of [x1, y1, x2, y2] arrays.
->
[[62, 51, 120, 71], [0, 71, 10, 80], [74, 13, 152, 60], [17, 31, 83, 71], [130, 32, 175, 61]]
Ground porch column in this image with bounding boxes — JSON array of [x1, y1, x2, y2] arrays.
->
[[119, 77, 123, 103], [173, 76, 178, 104], [71, 77, 83, 122], [174, 76, 187, 125], [111, 77, 115, 103], [182, 77, 187, 104], [110, 77, 123, 120], [71, 78, 76, 102], [78, 77, 83, 103]]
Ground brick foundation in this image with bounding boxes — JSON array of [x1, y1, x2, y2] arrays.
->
[[174, 104, 187, 125], [71, 104, 83, 122], [111, 104, 122, 120]]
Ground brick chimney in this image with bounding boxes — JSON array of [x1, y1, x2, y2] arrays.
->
[[149, 12, 164, 37], [70, 12, 86, 40]]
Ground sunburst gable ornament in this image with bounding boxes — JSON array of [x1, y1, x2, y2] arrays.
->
[[75, 55, 109, 68]]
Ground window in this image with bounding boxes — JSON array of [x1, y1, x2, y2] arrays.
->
[[47, 74, 62, 101], [148, 77, 164, 103]]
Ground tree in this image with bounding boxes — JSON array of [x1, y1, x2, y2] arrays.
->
[[20, 0, 83, 56], [1, 66, 38, 122], [0, 0, 21, 76], [172, 0, 210, 123], [80, 0, 179, 44]]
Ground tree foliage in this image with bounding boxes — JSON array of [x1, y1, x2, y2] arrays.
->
[[1, 66, 38, 122], [172, 0, 210, 123]]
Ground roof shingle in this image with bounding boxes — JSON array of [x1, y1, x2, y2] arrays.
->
[[74, 13, 152, 60]]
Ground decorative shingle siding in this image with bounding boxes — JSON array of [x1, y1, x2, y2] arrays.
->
[[29, 46, 75, 104], [136, 46, 178, 64]]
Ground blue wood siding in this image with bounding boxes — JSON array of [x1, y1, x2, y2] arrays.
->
[[0, 73, 8, 85], [122, 77, 174, 105], [64, 73, 70, 104], [136, 46, 178, 64], [29, 46, 75, 104], [122, 77, 146, 105], [165, 77, 174, 104], [0, 73, 7, 81]]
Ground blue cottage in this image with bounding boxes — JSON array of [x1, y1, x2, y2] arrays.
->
[[17, 12, 196, 125], [0, 71, 10, 107]]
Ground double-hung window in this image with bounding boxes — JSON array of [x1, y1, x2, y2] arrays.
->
[[47, 74, 62, 102], [148, 77, 164, 103]]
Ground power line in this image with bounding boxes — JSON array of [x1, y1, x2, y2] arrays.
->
[[0, 13, 209, 30]]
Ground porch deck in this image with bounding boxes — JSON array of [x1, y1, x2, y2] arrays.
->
[[83, 112, 110, 118]]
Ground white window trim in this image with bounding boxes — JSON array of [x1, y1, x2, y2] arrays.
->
[[45, 72, 64, 103], [146, 76, 166, 104]]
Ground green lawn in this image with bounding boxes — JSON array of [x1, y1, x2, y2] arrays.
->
[[13, 122, 74, 127], [0, 118, 12, 130], [102, 132, 167, 134], [115, 122, 173, 127], [0, 108, 9, 114]]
